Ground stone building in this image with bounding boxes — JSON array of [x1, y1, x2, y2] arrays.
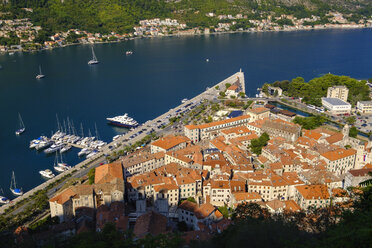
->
[[261, 119, 301, 142], [49, 163, 125, 222], [294, 184, 330, 209]]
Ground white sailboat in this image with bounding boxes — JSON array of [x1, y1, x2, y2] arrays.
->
[[58, 152, 70, 169], [88, 47, 99, 65], [0, 188, 10, 204], [36, 65, 45, 79], [54, 152, 71, 172], [10, 171, 23, 196], [15, 113, 25, 135]]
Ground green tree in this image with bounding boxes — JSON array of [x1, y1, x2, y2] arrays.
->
[[349, 126, 358, 138], [249, 132, 270, 155], [218, 206, 229, 218], [293, 115, 326, 130], [262, 83, 269, 95], [88, 168, 95, 185], [345, 116, 356, 125]]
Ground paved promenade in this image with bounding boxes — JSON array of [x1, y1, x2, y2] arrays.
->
[[0, 70, 245, 215]]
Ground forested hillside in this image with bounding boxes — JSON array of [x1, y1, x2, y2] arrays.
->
[[1, 0, 372, 35]]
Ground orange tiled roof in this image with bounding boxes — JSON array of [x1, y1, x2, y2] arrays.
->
[[227, 85, 238, 91], [49, 188, 76, 204], [95, 162, 123, 184], [295, 184, 330, 199], [325, 133, 344, 144], [196, 203, 221, 219], [133, 211, 167, 238], [221, 126, 251, 135], [233, 192, 261, 201], [185, 115, 251, 130], [303, 129, 322, 140], [151, 135, 190, 150], [362, 163, 372, 169], [284, 200, 301, 212], [249, 107, 269, 114], [321, 148, 356, 161], [211, 180, 230, 189]]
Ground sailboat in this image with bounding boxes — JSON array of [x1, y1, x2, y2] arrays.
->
[[54, 152, 71, 172], [10, 171, 23, 196], [15, 113, 26, 135], [0, 188, 10, 204], [36, 65, 45, 79], [88, 47, 99, 65]]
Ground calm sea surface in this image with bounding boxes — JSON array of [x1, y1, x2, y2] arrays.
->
[[0, 28, 371, 198]]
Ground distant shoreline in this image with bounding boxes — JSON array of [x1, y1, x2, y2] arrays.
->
[[2, 25, 372, 54]]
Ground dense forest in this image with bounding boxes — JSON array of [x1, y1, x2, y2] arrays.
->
[[269, 74, 371, 106], [1, 0, 372, 37]]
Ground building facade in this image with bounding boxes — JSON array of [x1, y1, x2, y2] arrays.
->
[[321, 97, 351, 114], [357, 101, 372, 114], [327, 86, 349, 102]]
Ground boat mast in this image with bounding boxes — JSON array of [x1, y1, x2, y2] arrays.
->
[[92, 47, 97, 61], [60, 151, 64, 163], [39, 65, 42, 75], [67, 117, 71, 134], [63, 119, 67, 134], [18, 113, 25, 129], [54, 152, 59, 166], [10, 171, 17, 190], [80, 123, 84, 138], [95, 123, 100, 140], [56, 114, 61, 132]]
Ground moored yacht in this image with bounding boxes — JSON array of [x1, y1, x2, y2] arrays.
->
[[126, 50, 133, 55], [36, 140, 53, 150], [44, 143, 64, 154], [39, 169, 55, 179], [78, 148, 90, 157], [106, 113, 139, 128], [60, 145, 72, 153], [86, 150, 98, 159]]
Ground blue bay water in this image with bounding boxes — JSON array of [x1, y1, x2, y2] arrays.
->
[[0, 28, 371, 199]]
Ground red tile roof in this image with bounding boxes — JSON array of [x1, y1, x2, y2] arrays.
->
[[133, 211, 167, 238], [151, 135, 190, 150], [321, 148, 356, 161], [295, 184, 330, 199], [95, 162, 123, 184]]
